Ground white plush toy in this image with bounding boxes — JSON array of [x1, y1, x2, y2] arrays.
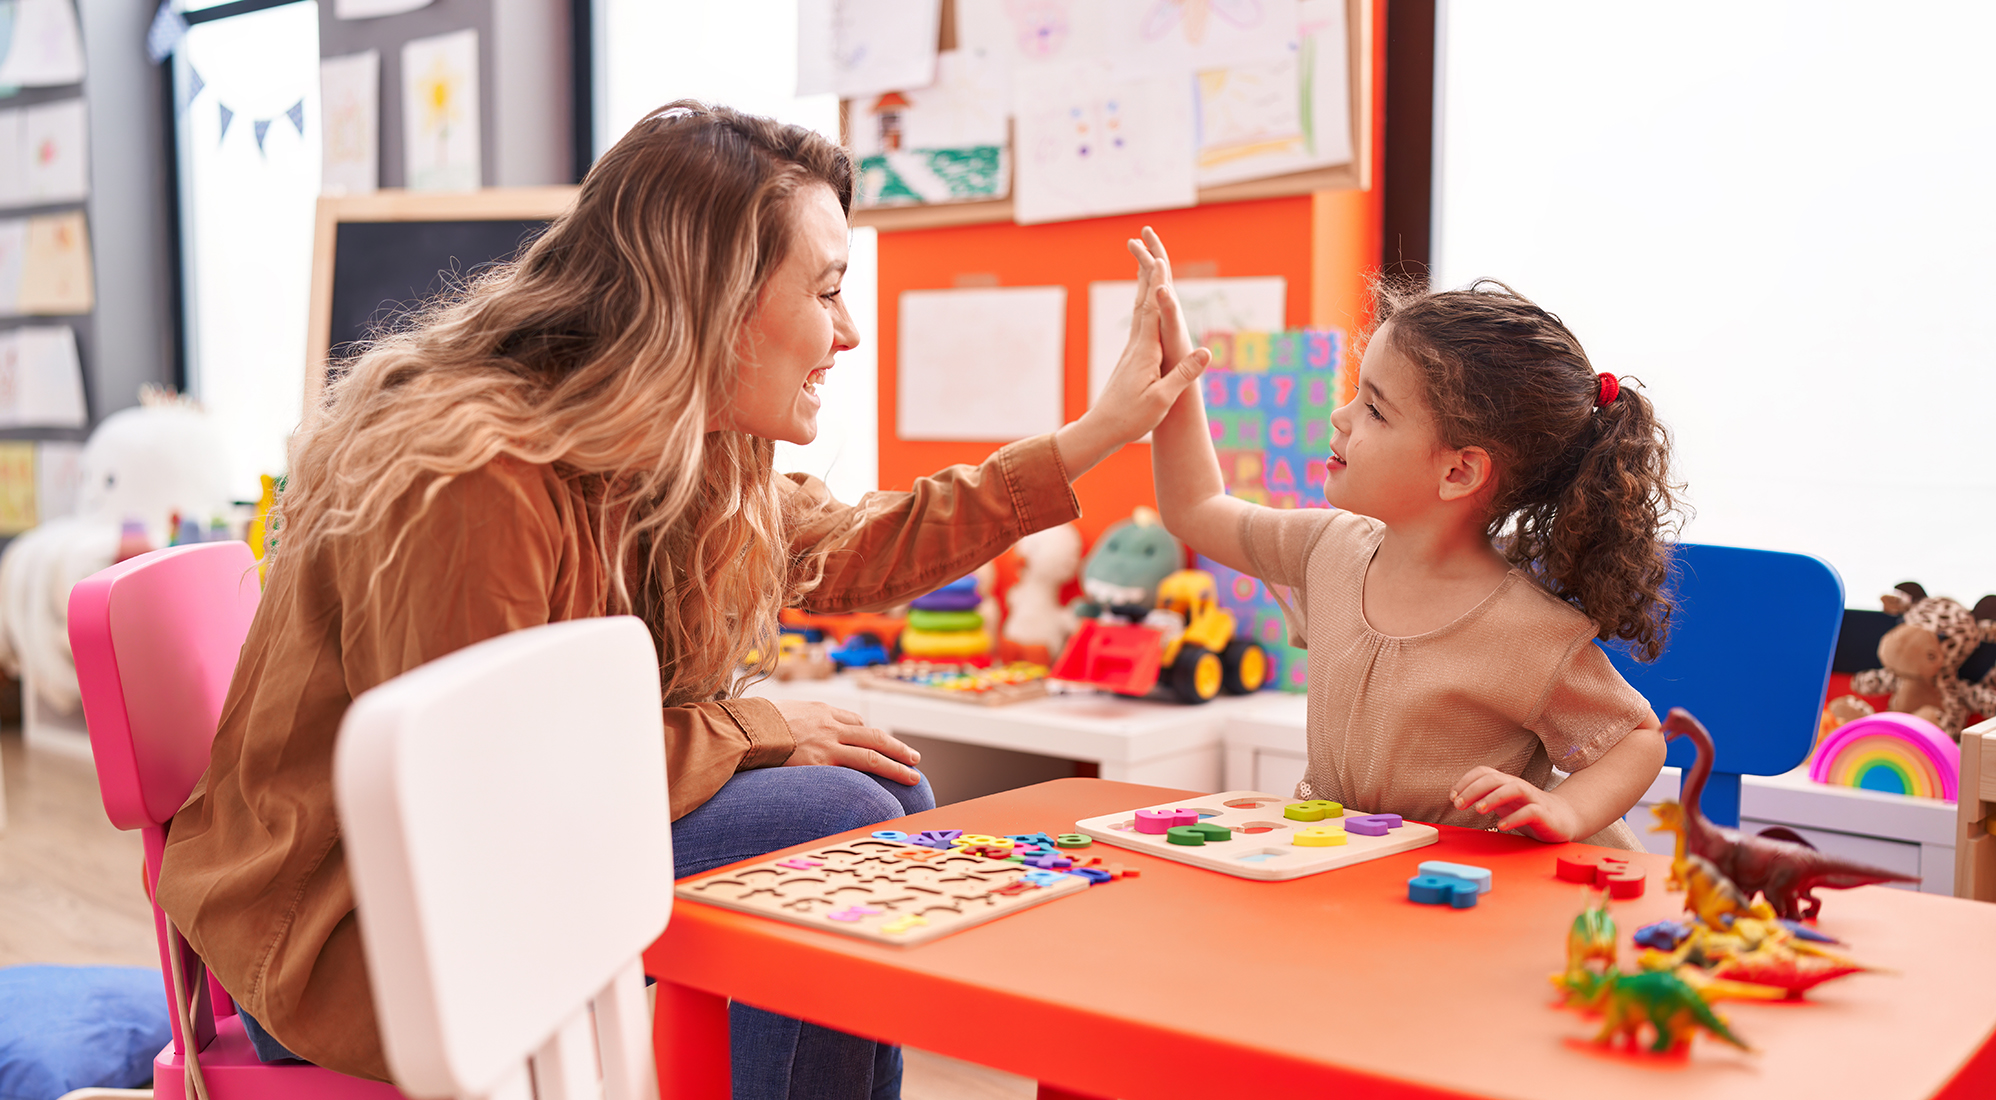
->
[[1003, 522, 1083, 657], [0, 392, 237, 719]]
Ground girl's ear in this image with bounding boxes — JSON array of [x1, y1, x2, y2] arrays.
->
[[1437, 445, 1494, 503]]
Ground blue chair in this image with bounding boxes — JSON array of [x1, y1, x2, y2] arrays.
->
[[1605, 543, 1844, 827]]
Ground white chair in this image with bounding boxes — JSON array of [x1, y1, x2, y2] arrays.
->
[[335, 617, 674, 1100]]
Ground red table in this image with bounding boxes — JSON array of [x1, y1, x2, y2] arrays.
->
[[645, 778, 1996, 1099]]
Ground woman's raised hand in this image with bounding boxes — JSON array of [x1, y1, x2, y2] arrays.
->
[[1052, 234, 1211, 479], [772, 697, 924, 786]]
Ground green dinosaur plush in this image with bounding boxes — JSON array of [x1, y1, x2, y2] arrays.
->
[[1070, 508, 1184, 621]]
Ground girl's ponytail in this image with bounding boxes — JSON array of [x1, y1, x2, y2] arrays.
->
[[1535, 380, 1678, 661], [1376, 279, 1683, 660]]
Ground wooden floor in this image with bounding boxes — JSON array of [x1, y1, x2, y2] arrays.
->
[[0, 728, 1037, 1099]]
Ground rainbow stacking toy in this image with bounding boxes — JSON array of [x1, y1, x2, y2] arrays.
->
[[1809, 711, 1960, 801]]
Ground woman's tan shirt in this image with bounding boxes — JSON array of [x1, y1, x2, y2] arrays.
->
[[1241, 506, 1649, 850], [154, 435, 1077, 1079]]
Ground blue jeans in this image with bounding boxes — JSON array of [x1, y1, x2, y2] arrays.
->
[[672, 765, 934, 1100]]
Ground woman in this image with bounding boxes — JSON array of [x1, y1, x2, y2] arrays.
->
[[154, 102, 1209, 1099]]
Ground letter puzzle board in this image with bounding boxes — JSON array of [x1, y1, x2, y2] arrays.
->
[[1074, 791, 1437, 881], [1194, 327, 1345, 693], [674, 837, 1088, 946]]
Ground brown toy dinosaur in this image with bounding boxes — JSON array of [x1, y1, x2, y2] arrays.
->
[[1657, 708, 1920, 920]]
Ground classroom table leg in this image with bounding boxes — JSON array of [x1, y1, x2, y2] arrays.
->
[[654, 980, 729, 1100]]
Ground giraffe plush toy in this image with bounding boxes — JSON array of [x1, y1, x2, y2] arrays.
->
[[1837, 586, 1996, 739]]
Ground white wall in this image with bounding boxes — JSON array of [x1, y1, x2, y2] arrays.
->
[[595, 0, 878, 504], [1434, 1, 1996, 606]]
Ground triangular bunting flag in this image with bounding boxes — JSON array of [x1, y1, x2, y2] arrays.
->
[[147, 0, 189, 63], [218, 103, 233, 143], [254, 118, 271, 153], [179, 67, 205, 115], [285, 100, 304, 136]]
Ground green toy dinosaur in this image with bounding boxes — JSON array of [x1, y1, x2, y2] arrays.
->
[[1551, 895, 1754, 1055], [1070, 508, 1184, 621], [1576, 969, 1753, 1054]]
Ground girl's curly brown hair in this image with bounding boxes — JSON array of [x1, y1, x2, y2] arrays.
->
[[1373, 278, 1684, 661]]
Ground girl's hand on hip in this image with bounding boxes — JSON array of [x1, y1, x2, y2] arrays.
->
[[771, 698, 924, 785], [1450, 766, 1583, 844]]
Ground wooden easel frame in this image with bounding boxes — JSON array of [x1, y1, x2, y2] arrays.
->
[[303, 186, 580, 418]]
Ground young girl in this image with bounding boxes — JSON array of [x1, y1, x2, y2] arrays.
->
[[1139, 230, 1675, 848]]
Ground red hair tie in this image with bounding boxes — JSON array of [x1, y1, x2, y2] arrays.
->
[[1595, 372, 1620, 408]]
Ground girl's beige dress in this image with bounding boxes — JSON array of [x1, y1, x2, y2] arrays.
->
[[1241, 506, 1649, 850]]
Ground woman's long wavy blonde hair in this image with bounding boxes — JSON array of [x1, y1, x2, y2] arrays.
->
[[272, 101, 851, 704]]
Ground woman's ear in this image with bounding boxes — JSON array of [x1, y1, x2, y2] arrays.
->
[[1437, 445, 1494, 503]]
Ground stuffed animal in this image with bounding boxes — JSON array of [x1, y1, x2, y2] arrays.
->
[[0, 392, 236, 720], [1068, 507, 1183, 623], [1003, 522, 1081, 659], [1834, 585, 1996, 738]]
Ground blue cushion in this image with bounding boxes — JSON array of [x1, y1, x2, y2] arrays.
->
[[0, 966, 170, 1100]]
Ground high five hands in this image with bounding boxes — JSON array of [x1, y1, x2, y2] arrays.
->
[[1052, 227, 1213, 478]]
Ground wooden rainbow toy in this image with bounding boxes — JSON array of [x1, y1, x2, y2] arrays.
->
[[1809, 711, 1960, 801]]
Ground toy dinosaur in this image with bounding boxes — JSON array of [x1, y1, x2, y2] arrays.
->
[[1566, 894, 1618, 975], [1570, 969, 1752, 1054], [1639, 854, 1873, 997], [1655, 708, 1920, 919]]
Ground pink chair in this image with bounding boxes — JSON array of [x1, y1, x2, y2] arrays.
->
[[69, 541, 405, 1100]]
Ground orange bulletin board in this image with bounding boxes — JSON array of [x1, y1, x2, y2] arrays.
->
[[875, 0, 1387, 547]]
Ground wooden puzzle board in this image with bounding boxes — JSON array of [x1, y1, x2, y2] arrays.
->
[[674, 837, 1089, 946], [1075, 790, 1439, 881]]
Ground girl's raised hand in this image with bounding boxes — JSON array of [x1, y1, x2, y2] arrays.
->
[[1449, 765, 1585, 844], [1129, 227, 1197, 370]]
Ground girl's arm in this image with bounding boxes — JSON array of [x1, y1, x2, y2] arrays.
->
[[1133, 229, 1257, 574], [1450, 715, 1668, 844]]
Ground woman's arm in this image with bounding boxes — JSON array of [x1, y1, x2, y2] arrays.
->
[[783, 241, 1210, 612], [1130, 230, 1257, 574]]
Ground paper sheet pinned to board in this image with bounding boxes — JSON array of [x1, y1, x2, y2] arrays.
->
[[321, 51, 379, 195], [1195, 0, 1350, 186], [0, 0, 84, 88], [1088, 276, 1285, 407], [1107, 0, 1301, 78], [35, 437, 77, 520], [0, 439, 33, 533], [955, 0, 1113, 68], [0, 324, 86, 428], [898, 286, 1065, 442], [0, 109, 24, 208], [402, 29, 479, 192], [796, 0, 837, 96], [16, 210, 89, 315], [22, 97, 85, 203], [1013, 58, 1196, 225], [0, 218, 24, 311], [853, 50, 1011, 208], [831, 0, 941, 99]]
